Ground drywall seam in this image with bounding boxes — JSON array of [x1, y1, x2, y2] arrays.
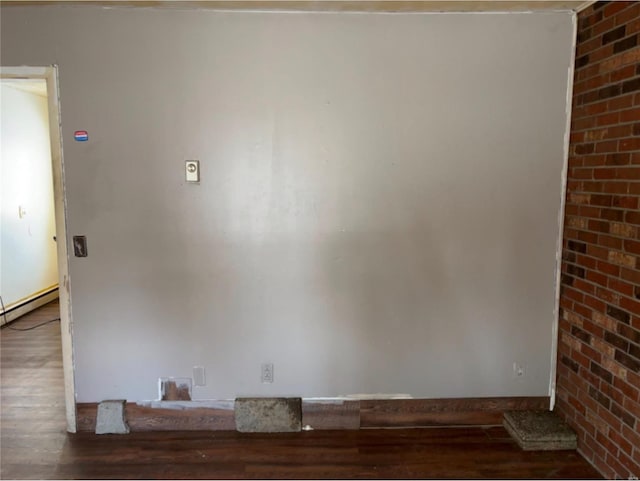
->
[[549, 11, 578, 411]]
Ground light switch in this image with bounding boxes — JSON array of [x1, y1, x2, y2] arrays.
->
[[185, 160, 200, 183]]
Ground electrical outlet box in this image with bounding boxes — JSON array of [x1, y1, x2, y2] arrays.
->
[[185, 160, 200, 183], [513, 362, 525, 379], [73, 236, 88, 257], [193, 366, 206, 387], [261, 363, 274, 384]]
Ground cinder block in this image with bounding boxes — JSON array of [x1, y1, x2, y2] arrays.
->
[[503, 410, 576, 451], [96, 400, 130, 434], [234, 397, 302, 433]]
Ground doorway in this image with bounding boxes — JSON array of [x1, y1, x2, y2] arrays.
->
[[0, 66, 76, 432]]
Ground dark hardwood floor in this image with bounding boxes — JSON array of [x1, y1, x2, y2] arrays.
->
[[1, 300, 602, 479]]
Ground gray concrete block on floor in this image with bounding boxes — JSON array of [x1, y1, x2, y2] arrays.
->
[[235, 397, 302, 433], [503, 410, 576, 451], [96, 400, 130, 434]]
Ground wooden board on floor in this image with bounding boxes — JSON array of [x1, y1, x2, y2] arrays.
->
[[360, 397, 550, 427]]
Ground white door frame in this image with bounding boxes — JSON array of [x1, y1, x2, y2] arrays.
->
[[1, 65, 76, 432]]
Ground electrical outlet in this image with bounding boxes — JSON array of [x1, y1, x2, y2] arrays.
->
[[261, 363, 274, 383], [193, 366, 206, 387], [185, 160, 200, 183], [513, 362, 525, 379]]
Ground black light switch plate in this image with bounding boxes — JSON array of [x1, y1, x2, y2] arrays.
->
[[73, 236, 88, 257]]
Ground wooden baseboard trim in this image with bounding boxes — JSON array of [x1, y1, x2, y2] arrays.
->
[[76, 396, 549, 432], [1, 287, 59, 326], [360, 396, 549, 428]]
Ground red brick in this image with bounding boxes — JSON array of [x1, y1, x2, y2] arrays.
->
[[596, 112, 620, 126], [605, 1, 635, 17], [598, 407, 623, 433], [609, 427, 634, 456], [609, 65, 636, 82], [622, 423, 640, 449], [608, 93, 634, 111], [596, 286, 620, 304], [623, 239, 640, 255], [608, 278, 635, 296], [623, 397, 640, 419], [573, 116, 597, 131], [571, 131, 586, 143], [609, 222, 637, 237], [578, 295, 607, 312], [620, 138, 640, 152], [617, 450, 640, 475], [605, 452, 630, 479], [593, 16, 616, 36], [600, 181, 628, 193], [606, 126, 633, 140], [596, 430, 619, 457], [614, 2, 640, 26], [583, 155, 607, 167], [620, 295, 640, 314], [575, 302, 596, 320], [621, 107, 640, 122], [601, 47, 640, 72], [600, 207, 625, 222], [578, 230, 599, 244], [611, 195, 637, 209], [616, 167, 640, 180], [598, 234, 623, 249], [577, 254, 597, 270], [596, 260, 620, 277], [580, 205, 601, 218], [587, 100, 610, 118], [575, 278, 596, 295], [620, 267, 640, 284]]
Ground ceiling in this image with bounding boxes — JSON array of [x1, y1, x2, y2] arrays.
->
[[1, 0, 594, 12]]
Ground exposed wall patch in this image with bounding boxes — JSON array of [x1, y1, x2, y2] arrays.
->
[[235, 397, 302, 433], [159, 378, 192, 401]]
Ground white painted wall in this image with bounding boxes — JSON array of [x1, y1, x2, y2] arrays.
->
[[0, 81, 58, 313], [0, 7, 574, 402]]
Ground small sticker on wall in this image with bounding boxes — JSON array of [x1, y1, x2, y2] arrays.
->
[[74, 130, 89, 142]]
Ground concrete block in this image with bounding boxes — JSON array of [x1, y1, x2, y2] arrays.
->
[[96, 400, 130, 434], [503, 410, 576, 451], [234, 397, 302, 433]]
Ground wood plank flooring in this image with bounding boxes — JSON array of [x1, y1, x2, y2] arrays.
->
[[1, 300, 602, 479]]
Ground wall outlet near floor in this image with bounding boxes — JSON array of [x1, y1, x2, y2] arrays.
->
[[193, 366, 206, 387], [261, 363, 274, 383], [513, 362, 525, 379]]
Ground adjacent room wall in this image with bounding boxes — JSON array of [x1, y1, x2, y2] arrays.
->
[[0, 81, 58, 316], [0, 7, 574, 402], [555, 1, 640, 478]]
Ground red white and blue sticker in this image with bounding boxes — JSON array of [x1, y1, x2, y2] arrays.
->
[[74, 130, 89, 142]]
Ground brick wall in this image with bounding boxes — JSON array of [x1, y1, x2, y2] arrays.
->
[[555, 1, 640, 478]]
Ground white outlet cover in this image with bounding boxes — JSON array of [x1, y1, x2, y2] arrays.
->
[[193, 366, 206, 386], [185, 160, 200, 183]]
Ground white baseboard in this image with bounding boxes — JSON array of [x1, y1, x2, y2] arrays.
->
[[1, 288, 59, 325]]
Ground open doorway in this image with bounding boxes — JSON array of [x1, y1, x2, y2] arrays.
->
[[0, 78, 59, 320], [0, 67, 76, 432]]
